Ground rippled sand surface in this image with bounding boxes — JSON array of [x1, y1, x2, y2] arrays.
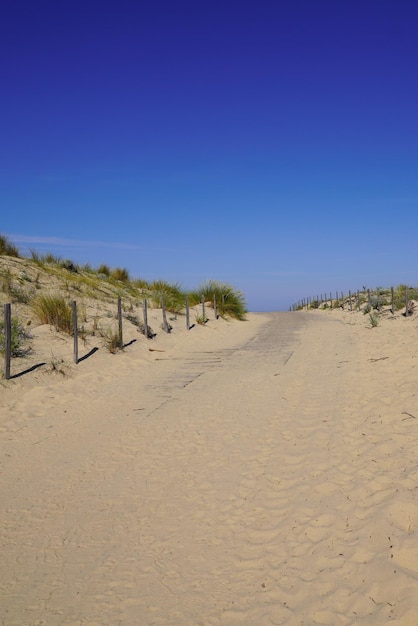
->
[[2, 309, 418, 625]]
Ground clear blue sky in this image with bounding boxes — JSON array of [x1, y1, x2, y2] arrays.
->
[[2, 1, 418, 311]]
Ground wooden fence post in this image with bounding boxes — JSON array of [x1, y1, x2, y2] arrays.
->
[[72, 301, 78, 364], [161, 296, 170, 332], [391, 286, 394, 315], [214, 294, 217, 319], [117, 297, 123, 347], [4, 303, 11, 380], [185, 295, 190, 330], [143, 299, 149, 338], [405, 287, 409, 316], [357, 290, 360, 311], [201, 295, 205, 321]]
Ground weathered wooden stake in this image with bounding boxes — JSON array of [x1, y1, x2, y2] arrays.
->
[[405, 287, 409, 316], [161, 296, 170, 332], [143, 299, 149, 338], [117, 297, 123, 347], [349, 291, 352, 311], [72, 301, 78, 364], [357, 290, 360, 311], [391, 286, 394, 315], [213, 294, 217, 319], [4, 303, 11, 380], [185, 295, 190, 330], [201, 295, 205, 321]]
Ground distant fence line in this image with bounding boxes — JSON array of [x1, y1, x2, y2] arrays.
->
[[290, 286, 414, 316], [2, 295, 218, 381]]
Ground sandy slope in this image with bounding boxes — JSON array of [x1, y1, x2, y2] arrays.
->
[[1, 308, 418, 625]]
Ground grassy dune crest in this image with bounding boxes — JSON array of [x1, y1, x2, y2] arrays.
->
[[0, 236, 247, 360]]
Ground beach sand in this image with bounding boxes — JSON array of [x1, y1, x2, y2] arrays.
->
[[1, 306, 418, 625]]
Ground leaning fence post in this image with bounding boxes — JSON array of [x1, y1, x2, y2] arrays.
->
[[72, 301, 78, 364], [117, 297, 123, 347], [4, 303, 11, 380]]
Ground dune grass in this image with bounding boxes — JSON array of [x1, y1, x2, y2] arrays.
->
[[0, 235, 19, 258], [149, 280, 185, 313], [32, 294, 73, 334], [1, 234, 248, 322], [189, 280, 247, 320]]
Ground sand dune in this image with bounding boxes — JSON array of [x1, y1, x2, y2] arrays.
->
[[1, 307, 418, 624]]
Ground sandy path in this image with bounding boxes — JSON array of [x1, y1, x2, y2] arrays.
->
[[1, 312, 418, 625]]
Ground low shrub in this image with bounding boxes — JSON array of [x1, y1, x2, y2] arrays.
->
[[0, 318, 31, 357], [100, 327, 122, 353]]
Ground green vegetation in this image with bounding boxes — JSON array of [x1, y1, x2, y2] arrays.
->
[[97, 263, 111, 277], [0, 317, 31, 357], [1, 234, 248, 326], [149, 280, 185, 313], [0, 267, 32, 303], [32, 294, 73, 334], [189, 280, 247, 320], [0, 235, 19, 257], [111, 267, 130, 282], [309, 300, 320, 309], [195, 313, 209, 325], [295, 283, 418, 316], [369, 294, 386, 310], [99, 326, 123, 353]]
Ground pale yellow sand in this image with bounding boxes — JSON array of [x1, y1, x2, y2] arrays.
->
[[1, 307, 418, 625]]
